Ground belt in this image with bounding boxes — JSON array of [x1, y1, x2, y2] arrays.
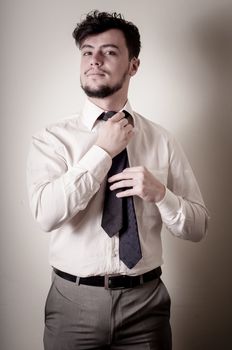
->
[[53, 266, 161, 289]]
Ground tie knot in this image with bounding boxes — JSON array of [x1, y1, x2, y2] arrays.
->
[[99, 110, 131, 121], [103, 111, 117, 121]]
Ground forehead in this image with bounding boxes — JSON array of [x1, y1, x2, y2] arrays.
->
[[80, 29, 127, 49]]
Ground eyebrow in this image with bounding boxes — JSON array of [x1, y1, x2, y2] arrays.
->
[[80, 44, 120, 51]]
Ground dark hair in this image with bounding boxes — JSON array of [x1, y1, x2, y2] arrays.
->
[[72, 10, 141, 59]]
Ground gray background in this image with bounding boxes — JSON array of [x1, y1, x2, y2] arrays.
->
[[0, 0, 231, 349]]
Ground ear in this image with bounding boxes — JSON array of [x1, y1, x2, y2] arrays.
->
[[129, 57, 140, 76]]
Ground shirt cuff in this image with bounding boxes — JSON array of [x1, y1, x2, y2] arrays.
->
[[78, 145, 112, 183], [156, 188, 181, 219]]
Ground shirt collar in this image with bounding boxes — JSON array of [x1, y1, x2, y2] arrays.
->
[[80, 99, 136, 130]]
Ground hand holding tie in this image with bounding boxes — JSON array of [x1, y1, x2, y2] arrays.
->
[[108, 166, 166, 203], [95, 111, 134, 158]]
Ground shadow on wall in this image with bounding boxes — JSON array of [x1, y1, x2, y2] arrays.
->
[[191, 9, 232, 227], [192, 9, 232, 349], [164, 6, 232, 350]]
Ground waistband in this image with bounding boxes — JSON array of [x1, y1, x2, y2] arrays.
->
[[53, 266, 162, 289]]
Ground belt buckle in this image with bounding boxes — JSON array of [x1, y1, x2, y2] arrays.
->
[[104, 274, 124, 289], [104, 274, 114, 289]]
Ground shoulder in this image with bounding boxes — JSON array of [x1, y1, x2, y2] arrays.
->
[[32, 114, 81, 142], [133, 111, 174, 142]]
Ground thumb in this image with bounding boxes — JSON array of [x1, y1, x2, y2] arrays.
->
[[109, 111, 125, 122]]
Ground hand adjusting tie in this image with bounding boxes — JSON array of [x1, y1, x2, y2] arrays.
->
[[100, 110, 142, 269]]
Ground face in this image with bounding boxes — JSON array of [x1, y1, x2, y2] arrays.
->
[[80, 29, 139, 98]]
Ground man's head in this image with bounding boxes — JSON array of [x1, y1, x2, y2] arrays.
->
[[73, 11, 141, 101], [73, 10, 141, 60]]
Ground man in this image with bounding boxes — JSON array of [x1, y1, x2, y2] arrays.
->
[[27, 10, 209, 350]]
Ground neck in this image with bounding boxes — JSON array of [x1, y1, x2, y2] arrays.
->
[[89, 98, 127, 112], [88, 90, 128, 112]]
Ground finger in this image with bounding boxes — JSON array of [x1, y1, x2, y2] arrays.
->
[[118, 118, 129, 127], [109, 179, 134, 191], [124, 124, 133, 133], [116, 188, 135, 198], [127, 128, 135, 137], [108, 166, 142, 182], [123, 166, 145, 173], [109, 111, 125, 122], [108, 172, 134, 183]]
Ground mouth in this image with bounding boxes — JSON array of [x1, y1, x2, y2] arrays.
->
[[86, 73, 105, 77], [85, 68, 108, 77]]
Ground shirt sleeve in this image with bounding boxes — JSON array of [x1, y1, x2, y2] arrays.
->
[[27, 129, 112, 232], [156, 134, 209, 242]]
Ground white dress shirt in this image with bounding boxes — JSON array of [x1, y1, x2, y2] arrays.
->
[[27, 99, 209, 277]]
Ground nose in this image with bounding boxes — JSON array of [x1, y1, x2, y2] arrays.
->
[[90, 51, 103, 67]]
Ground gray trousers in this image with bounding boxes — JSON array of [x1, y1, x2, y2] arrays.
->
[[44, 272, 172, 350]]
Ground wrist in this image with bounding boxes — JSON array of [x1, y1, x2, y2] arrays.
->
[[95, 142, 113, 158], [155, 185, 166, 203]]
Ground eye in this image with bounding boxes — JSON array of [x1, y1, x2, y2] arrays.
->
[[105, 50, 117, 56], [82, 51, 92, 56]]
